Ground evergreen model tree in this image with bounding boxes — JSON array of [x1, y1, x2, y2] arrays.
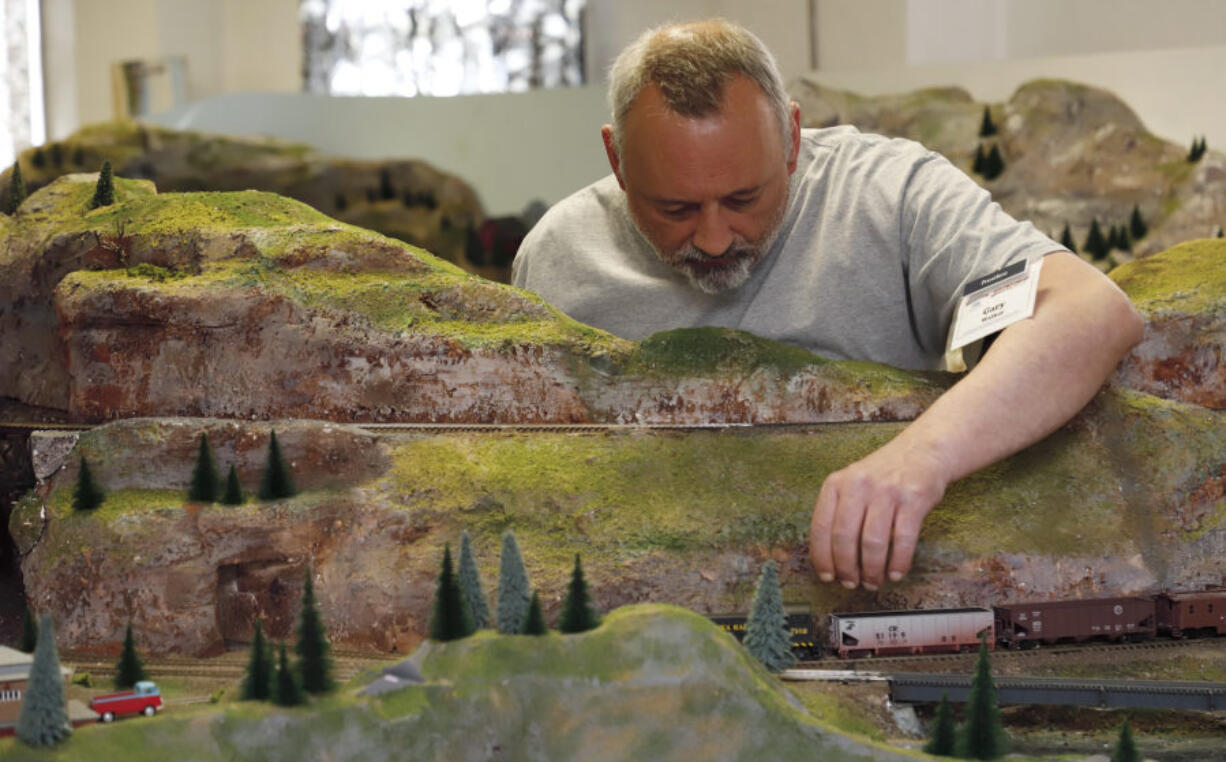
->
[[241, 619, 273, 701], [457, 530, 490, 629], [429, 545, 474, 642], [114, 622, 147, 689], [1217, 226, 1224, 238], [258, 429, 296, 500], [49, 143, 64, 168], [72, 456, 104, 511], [5, 163, 26, 214], [295, 568, 333, 694], [743, 560, 796, 672], [1107, 225, 1121, 252], [972, 144, 986, 175], [924, 692, 957, 756], [983, 145, 1005, 180], [221, 464, 244, 505], [496, 531, 532, 634], [521, 591, 547, 635], [16, 614, 71, 748], [20, 603, 38, 653], [274, 642, 304, 707], [90, 161, 115, 209], [1117, 226, 1132, 252], [559, 554, 600, 634], [1110, 717, 1140, 762], [379, 167, 396, 200], [959, 634, 1006, 759], [979, 106, 997, 138], [1083, 218, 1110, 260], [72, 146, 85, 166], [31, 148, 46, 168], [1129, 205, 1148, 241], [188, 432, 220, 503], [1059, 222, 1077, 253]]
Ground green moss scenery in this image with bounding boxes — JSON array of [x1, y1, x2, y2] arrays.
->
[[1109, 238, 1226, 315]]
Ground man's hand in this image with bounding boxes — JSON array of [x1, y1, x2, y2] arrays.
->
[[810, 441, 949, 590]]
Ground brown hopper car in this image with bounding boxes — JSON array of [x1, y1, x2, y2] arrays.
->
[[994, 596, 1156, 648], [1156, 590, 1226, 638]]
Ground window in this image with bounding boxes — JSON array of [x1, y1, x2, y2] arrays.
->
[[0, 689, 21, 702], [0, 0, 45, 168], [301, 0, 586, 97]]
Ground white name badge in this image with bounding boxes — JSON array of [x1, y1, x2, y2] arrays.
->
[[947, 257, 1043, 353]]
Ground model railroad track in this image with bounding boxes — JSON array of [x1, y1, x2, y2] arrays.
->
[[0, 421, 818, 436], [63, 647, 393, 683]]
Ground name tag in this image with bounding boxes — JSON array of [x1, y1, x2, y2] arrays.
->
[[947, 258, 1043, 352]]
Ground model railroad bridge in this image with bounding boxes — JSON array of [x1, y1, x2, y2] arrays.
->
[[888, 673, 1226, 712]]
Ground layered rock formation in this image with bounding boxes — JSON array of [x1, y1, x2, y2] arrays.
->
[[789, 78, 1226, 261]]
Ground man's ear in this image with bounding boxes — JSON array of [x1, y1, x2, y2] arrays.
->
[[601, 125, 627, 190], [786, 101, 801, 174]]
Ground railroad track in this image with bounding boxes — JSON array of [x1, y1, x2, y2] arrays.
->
[[63, 647, 394, 683], [0, 421, 773, 435]]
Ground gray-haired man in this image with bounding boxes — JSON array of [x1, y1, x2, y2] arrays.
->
[[512, 20, 1142, 591]]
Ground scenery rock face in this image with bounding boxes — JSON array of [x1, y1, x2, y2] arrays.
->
[[0, 122, 495, 277], [789, 78, 1226, 262]]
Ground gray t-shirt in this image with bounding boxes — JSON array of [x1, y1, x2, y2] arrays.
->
[[512, 126, 1062, 371]]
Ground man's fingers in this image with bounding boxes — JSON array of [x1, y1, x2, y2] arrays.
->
[[809, 481, 838, 583], [831, 487, 867, 588], [886, 507, 925, 582], [859, 498, 895, 590]]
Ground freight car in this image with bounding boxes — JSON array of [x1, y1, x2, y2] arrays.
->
[[994, 596, 1156, 648], [1156, 589, 1226, 638], [710, 607, 822, 660], [829, 608, 994, 658]]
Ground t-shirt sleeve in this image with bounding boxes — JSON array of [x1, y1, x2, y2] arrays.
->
[[898, 148, 1066, 357]]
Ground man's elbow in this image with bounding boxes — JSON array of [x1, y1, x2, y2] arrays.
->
[[1105, 286, 1145, 355]]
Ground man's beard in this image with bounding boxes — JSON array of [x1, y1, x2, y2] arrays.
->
[[633, 196, 787, 295]]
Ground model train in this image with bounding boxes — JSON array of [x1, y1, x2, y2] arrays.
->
[[713, 588, 1226, 661]]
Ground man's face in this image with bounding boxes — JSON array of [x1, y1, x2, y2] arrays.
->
[[604, 76, 800, 294]]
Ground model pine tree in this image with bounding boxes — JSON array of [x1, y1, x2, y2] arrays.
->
[[90, 161, 115, 209], [295, 568, 333, 693], [559, 554, 600, 633], [429, 544, 474, 641], [972, 144, 986, 175], [72, 456, 104, 511], [274, 642, 304, 707], [114, 622, 148, 689], [221, 464, 244, 505], [959, 634, 1006, 759], [979, 106, 997, 137], [31, 148, 45, 169], [1110, 717, 1139, 762], [378, 167, 396, 200], [1083, 218, 1110, 260], [1129, 205, 1148, 240], [188, 432, 220, 502], [16, 614, 71, 748], [924, 692, 957, 756], [743, 560, 795, 673], [5, 163, 26, 214], [258, 429, 296, 500], [982, 145, 1005, 180], [20, 603, 38, 653], [457, 530, 490, 629], [496, 531, 532, 634], [521, 591, 547, 635], [241, 619, 273, 701], [1107, 225, 1121, 252], [1116, 225, 1132, 252], [49, 142, 63, 168], [1059, 222, 1077, 253]]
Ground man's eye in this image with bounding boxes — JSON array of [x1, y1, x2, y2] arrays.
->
[[725, 196, 757, 210], [660, 206, 693, 219]]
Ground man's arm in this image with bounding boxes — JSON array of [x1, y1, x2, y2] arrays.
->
[[808, 251, 1144, 590]]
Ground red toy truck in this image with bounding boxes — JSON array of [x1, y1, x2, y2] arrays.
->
[[89, 681, 162, 722]]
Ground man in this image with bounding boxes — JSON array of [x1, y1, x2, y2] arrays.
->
[[512, 20, 1143, 591]]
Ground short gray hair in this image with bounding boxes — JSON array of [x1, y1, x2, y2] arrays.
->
[[607, 19, 792, 159]]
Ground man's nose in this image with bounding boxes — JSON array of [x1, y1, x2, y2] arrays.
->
[[692, 204, 733, 256]]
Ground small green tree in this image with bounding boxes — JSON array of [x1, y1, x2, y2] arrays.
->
[[71, 146, 85, 166], [5, 163, 26, 214], [1110, 717, 1140, 762], [16, 614, 71, 747], [1117, 225, 1132, 252], [1129, 205, 1148, 240], [979, 106, 997, 138], [295, 568, 333, 694], [73, 456, 104, 511], [972, 144, 986, 175], [378, 167, 396, 200], [1217, 226, 1224, 238], [1083, 218, 1110, 260], [31, 148, 46, 169], [743, 560, 795, 672], [114, 622, 147, 689], [1059, 222, 1077, 253], [221, 464, 244, 505], [274, 642, 305, 707], [20, 603, 38, 653], [520, 591, 547, 635], [958, 634, 1006, 759], [496, 531, 532, 635], [1107, 225, 1121, 252], [983, 144, 1005, 180], [924, 693, 957, 756], [241, 619, 273, 701], [258, 429, 296, 500], [187, 432, 220, 503], [429, 545, 474, 642], [90, 161, 115, 209], [49, 143, 64, 168], [559, 554, 600, 634], [457, 530, 490, 629]]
